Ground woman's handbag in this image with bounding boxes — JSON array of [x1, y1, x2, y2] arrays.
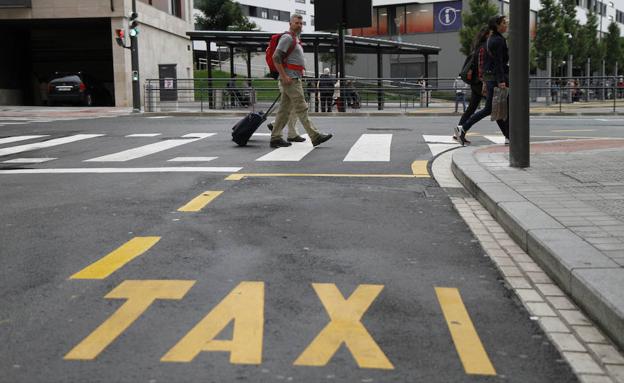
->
[[491, 87, 509, 121]]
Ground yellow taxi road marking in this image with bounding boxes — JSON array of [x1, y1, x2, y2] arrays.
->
[[177, 191, 224, 212], [411, 160, 429, 177], [551, 129, 596, 132], [64, 280, 195, 360], [162, 281, 264, 364], [435, 287, 496, 376], [294, 284, 394, 370], [70, 237, 161, 280]]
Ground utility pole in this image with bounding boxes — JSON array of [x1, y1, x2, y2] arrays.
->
[[130, 0, 141, 112], [509, 0, 530, 168]]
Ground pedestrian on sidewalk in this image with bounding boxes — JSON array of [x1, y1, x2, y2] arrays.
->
[[270, 14, 332, 148], [456, 15, 510, 146], [317, 68, 335, 112], [452, 26, 490, 145]]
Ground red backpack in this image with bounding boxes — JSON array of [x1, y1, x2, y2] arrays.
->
[[266, 32, 304, 79]]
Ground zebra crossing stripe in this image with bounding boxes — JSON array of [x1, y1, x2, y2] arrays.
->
[[427, 144, 459, 157], [422, 135, 458, 144], [85, 137, 212, 162], [0, 134, 104, 157], [2, 158, 56, 164], [483, 135, 506, 144], [256, 135, 314, 162], [343, 134, 392, 162], [0, 135, 49, 145]]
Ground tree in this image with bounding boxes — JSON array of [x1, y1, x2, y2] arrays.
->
[[459, 0, 498, 56], [195, 0, 257, 31], [534, 0, 567, 72], [582, 11, 604, 73], [560, 0, 582, 65], [604, 22, 621, 75]]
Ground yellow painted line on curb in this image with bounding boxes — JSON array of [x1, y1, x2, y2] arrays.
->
[[225, 161, 430, 181], [70, 237, 161, 280], [64, 280, 195, 360], [178, 191, 223, 212], [435, 287, 496, 376], [225, 173, 426, 181]]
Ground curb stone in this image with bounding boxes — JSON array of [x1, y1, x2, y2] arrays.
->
[[451, 147, 624, 352]]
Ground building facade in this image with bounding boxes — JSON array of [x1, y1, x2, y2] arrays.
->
[[347, 0, 624, 80], [0, 0, 194, 107]]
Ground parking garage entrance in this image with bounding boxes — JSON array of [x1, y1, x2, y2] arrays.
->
[[0, 18, 115, 106]]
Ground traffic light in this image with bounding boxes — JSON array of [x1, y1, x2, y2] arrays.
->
[[114, 29, 126, 47], [129, 12, 139, 37]]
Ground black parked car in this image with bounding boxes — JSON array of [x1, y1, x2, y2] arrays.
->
[[47, 72, 113, 106]]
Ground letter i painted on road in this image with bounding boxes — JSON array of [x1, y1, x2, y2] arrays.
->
[[161, 281, 265, 364], [294, 283, 394, 370], [64, 280, 195, 360]]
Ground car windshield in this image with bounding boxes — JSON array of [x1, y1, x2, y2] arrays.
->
[[50, 75, 81, 84]]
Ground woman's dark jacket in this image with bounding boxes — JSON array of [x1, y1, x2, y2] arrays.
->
[[484, 31, 509, 84]]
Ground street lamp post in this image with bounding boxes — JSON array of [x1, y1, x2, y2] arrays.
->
[[509, 0, 530, 168]]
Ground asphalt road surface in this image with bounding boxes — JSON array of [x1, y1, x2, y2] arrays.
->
[[2, 114, 622, 382]]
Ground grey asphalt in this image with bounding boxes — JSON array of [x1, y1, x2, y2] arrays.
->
[[2, 114, 620, 382]]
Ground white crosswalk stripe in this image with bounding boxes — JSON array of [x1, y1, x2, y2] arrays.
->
[[343, 134, 392, 162], [84, 135, 214, 162], [0, 135, 49, 145], [0, 134, 104, 157], [168, 157, 218, 162], [2, 158, 56, 164], [483, 135, 506, 144], [256, 135, 314, 162], [422, 135, 461, 156]]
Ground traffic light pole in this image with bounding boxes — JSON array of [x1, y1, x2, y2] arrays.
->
[[509, 0, 530, 168], [131, 0, 141, 112]]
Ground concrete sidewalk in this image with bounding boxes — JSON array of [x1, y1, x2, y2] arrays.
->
[[451, 139, 624, 352]]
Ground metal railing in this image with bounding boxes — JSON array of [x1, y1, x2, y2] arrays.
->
[[144, 76, 624, 113]]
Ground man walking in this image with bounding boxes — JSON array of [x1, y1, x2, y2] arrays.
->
[[453, 75, 467, 113], [270, 14, 332, 148]]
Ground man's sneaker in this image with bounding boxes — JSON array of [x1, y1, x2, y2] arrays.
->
[[287, 136, 306, 142], [455, 126, 466, 146], [311, 133, 333, 147], [452, 135, 471, 144], [267, 123, 273, 131], [270, 138, 292, 148]]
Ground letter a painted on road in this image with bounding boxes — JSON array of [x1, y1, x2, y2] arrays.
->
[[294, 283, 394, 370], [64, 280, 195, 360], [161, 281, 264, 364]]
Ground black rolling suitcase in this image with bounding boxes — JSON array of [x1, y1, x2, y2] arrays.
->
[[232, 95, 280, 146]]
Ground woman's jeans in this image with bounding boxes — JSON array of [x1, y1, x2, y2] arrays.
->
[[460, 81, 509, 138], [458, 85, 484, 126]]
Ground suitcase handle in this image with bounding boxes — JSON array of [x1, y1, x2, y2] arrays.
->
[[262, 94, 281, 121]]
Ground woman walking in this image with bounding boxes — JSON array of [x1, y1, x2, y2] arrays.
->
[[453, 26, 491, 145], [455, 15, 510, 146]]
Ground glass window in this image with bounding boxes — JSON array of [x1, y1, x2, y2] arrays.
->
[[269, 9, 279, 20], [279, 11, 290, 21], [295, 0, 306, 3], [260, 8, 268, 18], [378, 7, 388, 35], [405, 4, 433, 34]]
